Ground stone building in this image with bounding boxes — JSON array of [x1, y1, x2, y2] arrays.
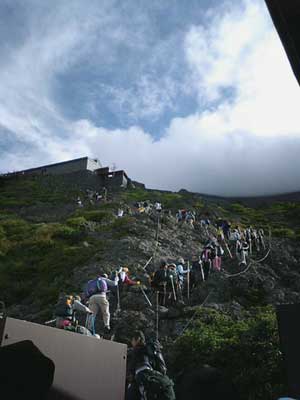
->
[[1, 156, 136, 190]]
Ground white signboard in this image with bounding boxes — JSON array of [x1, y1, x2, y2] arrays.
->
[[0, 317, 127, 400]]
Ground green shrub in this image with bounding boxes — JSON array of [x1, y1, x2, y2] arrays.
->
[[53, 225, 84, 243], [173, 307, 285, 400], [66, 216, 88, 229]]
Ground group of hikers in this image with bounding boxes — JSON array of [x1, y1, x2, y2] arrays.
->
[[76, 187, 108, 207], [51, 196, 269, 399], [176, 209, 196, 227]]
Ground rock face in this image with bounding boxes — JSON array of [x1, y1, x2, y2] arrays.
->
[[1, 177, 300, 399]]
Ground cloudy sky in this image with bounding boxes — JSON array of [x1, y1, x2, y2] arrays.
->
[[0, 0, 300, 196]]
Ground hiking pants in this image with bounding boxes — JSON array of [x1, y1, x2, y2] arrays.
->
[[237, 250, 247, 266], [203, 261, 211, 280], [88, 294, 110, 328], [212, 256, 222, 271]]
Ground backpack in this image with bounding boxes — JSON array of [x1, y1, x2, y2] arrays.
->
[[146, 339, 167, 375], [84, 278, 108, 299], [55, 296, 73, 318], [136, 370, 175, 400]]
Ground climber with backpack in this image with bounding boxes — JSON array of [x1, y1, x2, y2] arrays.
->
[[201, 245, 214, 281], [126, 330, 175, 400], [151, 260, 169, 306], [54, 294, 93, 332], [190, 255, 204, 287], [84, 274, 118, 335], [167, 264, 178, 304], [236, 240, 249, 267]]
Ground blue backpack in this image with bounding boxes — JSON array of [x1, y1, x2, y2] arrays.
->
[[84, 278, 108, 299]]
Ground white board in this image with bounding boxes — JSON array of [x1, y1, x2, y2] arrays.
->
[[0, 317, 127, 400]]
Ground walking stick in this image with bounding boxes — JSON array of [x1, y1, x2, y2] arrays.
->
[[170, 275, 177, 301], [143, 256, 153, 270], [156, 291, 159, 341], [140, 286, 153, 307], [199, 259, 205, 282], [116, 285, 121, 313], [249, 239, 252, 255], [224, 239, 233, 258], [187, 261, 190, 300]]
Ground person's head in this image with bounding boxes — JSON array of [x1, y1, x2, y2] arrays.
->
[[122, 267, 129, 273], [131, 331, 146, 348], [74, 295, 81, 302], [100, 273, 108, 279], [160, 259, 168, 269], [168, 263, 176, 270], [178, 257, 184, 265]]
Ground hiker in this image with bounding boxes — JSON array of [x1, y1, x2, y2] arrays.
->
[[77, 197, 83, 207], [126, 331, 175, 400], [176, 210, 182, 223], [251, 228, 260, 252], [236, 240, 249, 267], [186, 211, 196, 228], [151, 260, 169, 306], [155, 202, 162, 213], [176, 257, 188, 292], [258, 228, 265, 250], [167, 264, 178, 304], [85, 275, 118, 334], [181, 209, 187, 222], [211, 243, 224, 272], [118, 208, 124, 218], [222, 220, 231, 240], [95, 192, 102, 202], [217, 226, 225, 242], [191, 256, 204, 287], [54, 295, 92, 330], [201, 246, 213, 280], [116, 267, 141, 292], [102, 187, 108, 202], [230, 228, 241, 242]]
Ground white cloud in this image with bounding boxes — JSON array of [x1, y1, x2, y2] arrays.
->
[[0, 0, 300, 196]]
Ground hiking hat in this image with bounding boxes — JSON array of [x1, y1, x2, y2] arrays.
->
[[177, 257, 184, 264], [168, 263, 176, 269]]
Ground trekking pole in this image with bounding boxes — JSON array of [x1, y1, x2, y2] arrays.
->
[[143, 256, 153, 270], [140, 286, 153, 307], [224, 239, 233, 258], [187, 261, 190, 300], [44, 319, 56, 326], [199, 259, 205, 282], [116, 285, 121, 313], [156, 215, 160, 242], [156, 291, 159, 341], [249, 239, 252, 255], [170, 276, 177, 302]]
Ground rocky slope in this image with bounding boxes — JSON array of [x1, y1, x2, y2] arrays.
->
[[1, 174, 300, 399]]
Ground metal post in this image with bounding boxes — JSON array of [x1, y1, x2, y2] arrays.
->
[[156, 291, 159, 341]]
